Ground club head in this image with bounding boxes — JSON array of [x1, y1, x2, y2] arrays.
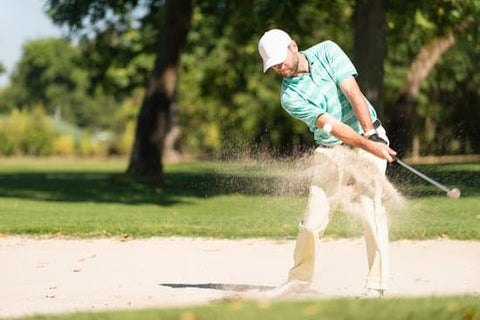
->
[[446, 188, 461, 199]]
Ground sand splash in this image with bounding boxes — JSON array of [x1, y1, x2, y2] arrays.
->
[[217, 146, 405, 217]]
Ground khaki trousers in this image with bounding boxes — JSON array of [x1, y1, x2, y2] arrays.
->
[[288, 127, 389, 290]]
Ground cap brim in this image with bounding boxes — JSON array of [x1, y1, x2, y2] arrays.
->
[[262, 50, 288, 73]]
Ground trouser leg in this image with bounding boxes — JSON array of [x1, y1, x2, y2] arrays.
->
[[288, 149, 340, 284], [288, 186, 330, 283], [357, 126, 390, 290], [359, 193, 389, 290]]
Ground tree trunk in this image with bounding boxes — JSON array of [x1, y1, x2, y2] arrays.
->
[[388, 31, 455, 157], [163, 101, 182, 162], [353, 0, 387, 116], [127, 0, 194, 180]]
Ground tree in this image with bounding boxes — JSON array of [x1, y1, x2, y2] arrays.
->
[[43, 0, 479, 164], [389, 31, 456, 157], [76, 25, 156, 101], [386, 0, 480, 156], [4, 39, 88, 115], [127, 0, 194, 178], [177, 0, 354, 158], [353, 0, 386, 116], [46, 0, 195, 180], [46, 0, 352, 171], [7, 38, 82, 110], [3, 38, 117, 129]]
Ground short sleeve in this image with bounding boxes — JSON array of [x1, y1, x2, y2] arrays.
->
[[322, 41, 357, 84], [280, 90, 324, 131]]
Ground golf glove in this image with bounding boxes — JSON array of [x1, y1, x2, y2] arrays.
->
[[368, 133, 388, 145]]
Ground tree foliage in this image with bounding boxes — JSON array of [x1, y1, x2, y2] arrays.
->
[[45, 0, 194, 180], [6, 39, 86, 110], [3, 38, 119, 130], [385, 0, 480, 156], [0, 0, 478, 163], [178, 0, 354, 158]]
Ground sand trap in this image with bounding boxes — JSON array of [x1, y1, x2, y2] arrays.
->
[[1, 236, 479, 318]]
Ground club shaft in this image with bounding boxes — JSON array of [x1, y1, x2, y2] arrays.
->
[[395, 158, 450, 193]]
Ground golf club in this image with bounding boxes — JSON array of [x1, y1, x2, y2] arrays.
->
[[394, 157, 461, 199]]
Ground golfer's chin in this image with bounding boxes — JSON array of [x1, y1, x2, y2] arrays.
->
[[280, 71, 295, 78]]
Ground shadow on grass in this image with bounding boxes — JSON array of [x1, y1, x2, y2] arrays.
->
[[0, 162, 475, 205], [0, 169, 307, 206]]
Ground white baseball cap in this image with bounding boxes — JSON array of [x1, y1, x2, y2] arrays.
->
[[258, 29, 292, 73]]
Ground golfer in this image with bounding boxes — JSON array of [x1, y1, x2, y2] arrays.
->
[[258, 29, 397, 298]]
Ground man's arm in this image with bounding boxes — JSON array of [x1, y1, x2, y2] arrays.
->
[[315, 113, 396, 162], [339, 75, 375, 135]]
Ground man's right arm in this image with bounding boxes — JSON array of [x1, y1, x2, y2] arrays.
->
[[315, 113, 396, 162]]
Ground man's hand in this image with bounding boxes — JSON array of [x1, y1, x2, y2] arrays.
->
[[367, 139, 396, 162]]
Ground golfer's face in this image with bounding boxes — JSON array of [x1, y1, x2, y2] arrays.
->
[[271, 45, 298, 78]]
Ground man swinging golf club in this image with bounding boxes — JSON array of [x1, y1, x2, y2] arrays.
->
[[258, 29, 397, 298]]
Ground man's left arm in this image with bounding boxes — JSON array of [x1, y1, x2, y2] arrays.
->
[[330, 75, 396, 162], [324, 42, 376, 136], [339, 75, 375, 135]]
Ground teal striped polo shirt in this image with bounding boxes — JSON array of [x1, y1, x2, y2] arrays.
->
[[280, 40, 377, 146]]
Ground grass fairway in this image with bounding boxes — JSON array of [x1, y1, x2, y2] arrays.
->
[[18, 296, 480, 320], [1, 158, 479, 320], [0, 158, 479, 239]]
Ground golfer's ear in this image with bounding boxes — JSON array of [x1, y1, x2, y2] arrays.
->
[[288, 40, 298, 52]]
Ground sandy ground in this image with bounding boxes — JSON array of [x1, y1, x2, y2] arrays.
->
[[1, 236, 480, 319]]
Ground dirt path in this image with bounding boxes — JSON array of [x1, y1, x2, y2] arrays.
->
[[1, 236, 479, 318]]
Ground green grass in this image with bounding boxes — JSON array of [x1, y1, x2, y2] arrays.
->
[[0, 158, 479, 240], [16, 296, 480, 320], [388, 161, 480, 239], [2, 158, 480, 320]]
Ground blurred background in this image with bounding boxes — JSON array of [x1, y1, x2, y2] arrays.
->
[[0, 0, 479, 179]]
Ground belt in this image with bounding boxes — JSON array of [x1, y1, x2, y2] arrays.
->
[[318, 143, 343, 149]]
